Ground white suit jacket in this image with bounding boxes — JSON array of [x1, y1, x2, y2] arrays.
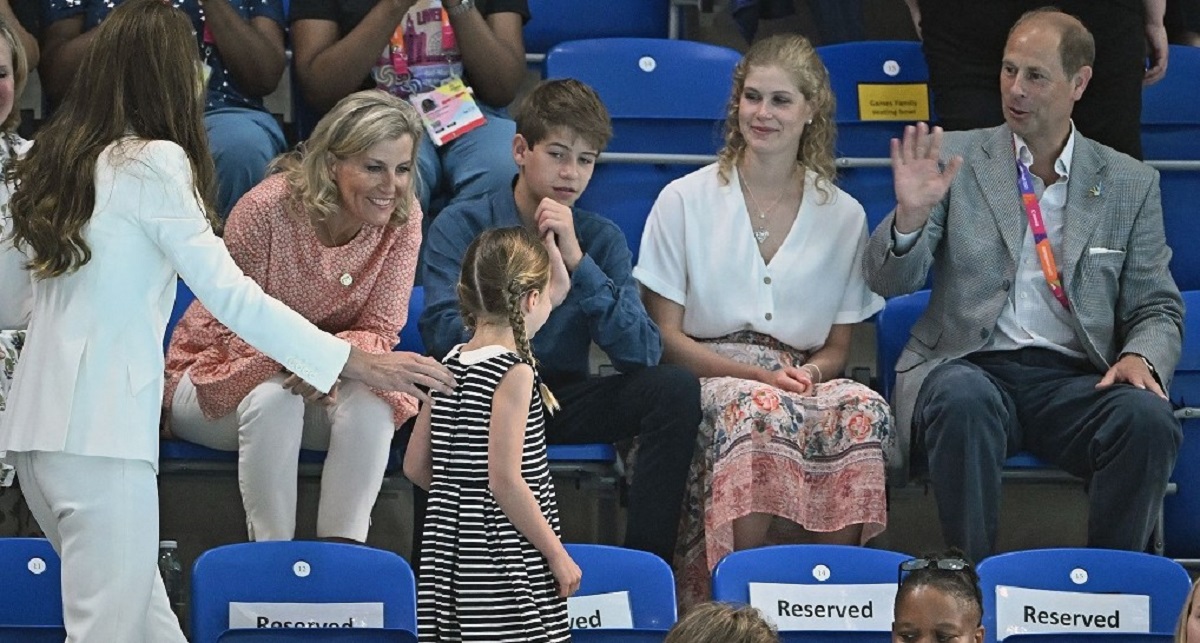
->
[[0, 139, 350, 469]]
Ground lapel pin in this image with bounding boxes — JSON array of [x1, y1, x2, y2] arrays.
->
[[1089, 182, 1102, 197]]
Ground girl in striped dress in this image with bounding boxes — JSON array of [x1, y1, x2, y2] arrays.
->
[[404, 226, 579, 642]]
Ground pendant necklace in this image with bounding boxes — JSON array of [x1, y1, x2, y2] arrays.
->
[[739, 165, 797, 245], [314, 215, 354, 286]]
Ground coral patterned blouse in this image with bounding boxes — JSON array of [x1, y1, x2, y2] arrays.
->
[[163, 174, 421, 426]]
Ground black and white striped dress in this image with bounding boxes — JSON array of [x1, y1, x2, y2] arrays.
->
[[417, 345, 569, 643]]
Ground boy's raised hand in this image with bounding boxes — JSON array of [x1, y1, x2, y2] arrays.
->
[[534, 197, 583, 272], [543, 231, 571, 307]]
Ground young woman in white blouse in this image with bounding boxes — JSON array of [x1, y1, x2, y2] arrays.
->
[[0, 2, 453, 640], [634, 34, 892, 608]]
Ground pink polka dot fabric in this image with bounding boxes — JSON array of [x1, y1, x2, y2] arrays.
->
[[164, 174, 422, 427]]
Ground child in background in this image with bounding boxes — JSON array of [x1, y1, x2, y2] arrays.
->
[[664, 602, 779, 643], [1176, 577, 1200, 643], [893, 550, 985, 643], [404, 225, 578, 642]]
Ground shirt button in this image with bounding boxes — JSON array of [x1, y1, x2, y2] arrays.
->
[[765, 313, 773, 321], [764, 276, 772, 285], [1021, 292, 1028, 300]]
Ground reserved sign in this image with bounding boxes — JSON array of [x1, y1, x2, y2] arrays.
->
[[566, 591, 634, 629], [228, 602, 384, 629], [994, 586, 1150, 640], [749, 582, 895, 631]]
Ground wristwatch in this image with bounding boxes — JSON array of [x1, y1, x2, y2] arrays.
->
[[445, 0, 474, 17]]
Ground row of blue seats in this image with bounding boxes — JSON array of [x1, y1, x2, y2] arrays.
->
[[0, 538, 1190, 643]]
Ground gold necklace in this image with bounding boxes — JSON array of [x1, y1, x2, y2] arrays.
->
[[739, 165, 798, 245]]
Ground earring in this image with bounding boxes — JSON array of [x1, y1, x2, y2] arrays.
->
[[806, 119, 813, 124]]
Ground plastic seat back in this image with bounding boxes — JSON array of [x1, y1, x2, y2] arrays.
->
[[191, 541, 416, 643]]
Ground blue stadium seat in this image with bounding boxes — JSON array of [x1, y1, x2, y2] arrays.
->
[[396, 286, 424, 354], [191, 541, 417, 643], [571, 631, 668, 643], [816, 41, 932, 235], [1142, 45, 1200, 291], [1164, 289, 1200, 557], [1141, 45, 1200, 162], [564, 543, 677, 630], [545, 37, 741, 260], [711, 544, 907, 642], [524, 0, 672, 61], [0, 538, 66, 642], [818, 40, 932, 157], [977, 548, 1189, 643], [1159, 168, 1200, 291], [1001, 634, 1173, 643]]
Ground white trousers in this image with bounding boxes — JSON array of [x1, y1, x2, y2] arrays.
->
[[171, 372, 395, 541], [11, 450, 187, 643]]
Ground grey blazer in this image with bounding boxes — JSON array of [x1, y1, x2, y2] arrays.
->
[[863, 124, 1184, 482]]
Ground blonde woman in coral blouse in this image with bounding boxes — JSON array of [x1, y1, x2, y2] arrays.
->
[[165, 90, 427, 543]]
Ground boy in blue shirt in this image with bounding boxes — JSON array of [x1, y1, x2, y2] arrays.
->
[[420, 79, 700, 563]]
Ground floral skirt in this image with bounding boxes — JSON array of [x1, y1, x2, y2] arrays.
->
[[675, 332, 891, 608]]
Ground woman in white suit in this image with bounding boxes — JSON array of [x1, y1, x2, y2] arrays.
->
[[0, 2, 455, 641]]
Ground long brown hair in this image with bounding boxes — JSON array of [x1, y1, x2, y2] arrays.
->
[[716, 34, 837, 202], [7, 0, 216, 279], [457, 226, 560, 412]]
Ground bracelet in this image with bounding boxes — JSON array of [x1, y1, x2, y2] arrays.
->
[[801, 363, 822, 384]]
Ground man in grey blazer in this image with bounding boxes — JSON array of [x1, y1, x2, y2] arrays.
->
[[864, 8, 1183, 563]]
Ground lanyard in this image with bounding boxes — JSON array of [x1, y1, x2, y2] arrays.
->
[[1015, 155, 1071, 311]]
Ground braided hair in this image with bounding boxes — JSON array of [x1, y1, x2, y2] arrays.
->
[[896, 549, 984, 627], [457, 226, 560, 412]]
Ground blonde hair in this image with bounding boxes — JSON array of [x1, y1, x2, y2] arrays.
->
[[0, 14, 28, 134], [458, 226, 560, 412], [271, 90, 423, 228], [1176, 578, 1200, 643], [715, 34, 837, 203], [665, 602, 779, 643]]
